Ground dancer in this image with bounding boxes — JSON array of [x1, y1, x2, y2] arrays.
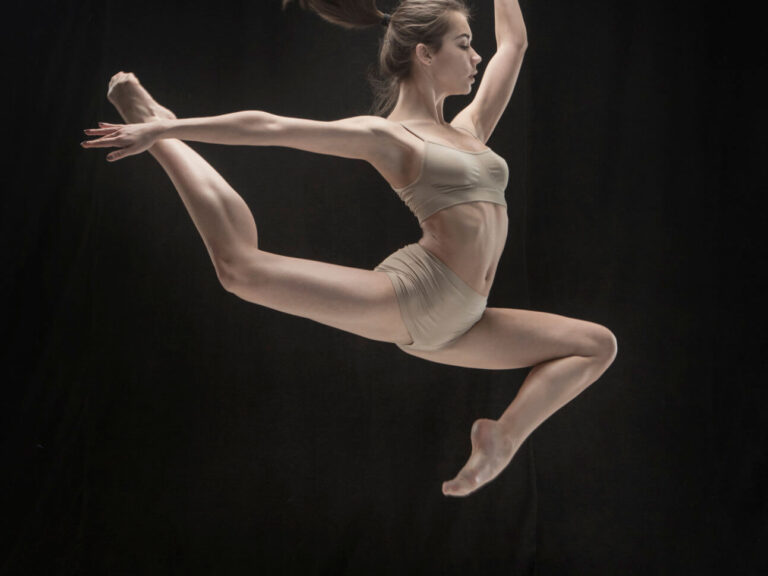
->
[[81, 0, 617, 497]]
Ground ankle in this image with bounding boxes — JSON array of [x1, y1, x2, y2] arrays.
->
[[138, 113, 163, 124], [496, 416, 525, 446]]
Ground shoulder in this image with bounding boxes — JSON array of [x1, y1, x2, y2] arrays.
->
[[370, 116, 419, 150], [368, 117, 425, 189], [267, 113, 417, 187], [449, 110, 485, 143]]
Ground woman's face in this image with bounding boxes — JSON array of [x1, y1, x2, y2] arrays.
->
[[423, 11, 482, 96]]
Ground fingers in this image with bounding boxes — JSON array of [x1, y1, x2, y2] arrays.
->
[[80, 138, 141, 161], [106, 149, 131, 162], [104, 146, 139, 162], [80, 121, 147, 162], [83, 129, 117, 138], [87, 122, 122, 131], [84, 122, 122, 135], [81, 136, 120, 148], [82, 122, 122, 135], [85, 126, 118, 134], [80, 134, 131, 162]]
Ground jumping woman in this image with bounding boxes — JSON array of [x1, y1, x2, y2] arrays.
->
[[81, 0, 617, 497]]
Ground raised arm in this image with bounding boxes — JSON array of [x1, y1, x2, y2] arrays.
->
[[451, 0, 528, 144]]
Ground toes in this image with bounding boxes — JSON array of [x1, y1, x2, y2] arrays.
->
[[442, 470, 479, 496], [108, 71, 138, 90], [443, 479, 473, 497], [442, 480, 462, 496]]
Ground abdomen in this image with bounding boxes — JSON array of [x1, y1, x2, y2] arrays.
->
[[417, 202, 508, 297]]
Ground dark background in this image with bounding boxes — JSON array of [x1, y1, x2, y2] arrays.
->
[[2, 0, 765, 574]]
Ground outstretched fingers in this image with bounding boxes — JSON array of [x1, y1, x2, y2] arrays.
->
[[80, 121, 156, 161], [83, 128, 119, 137], [83, 121, 123, 135], [80, 137, 139, 162], [81, 135, 120, 147], [80, 134, 124, 162], [104, 149, 132, 162]]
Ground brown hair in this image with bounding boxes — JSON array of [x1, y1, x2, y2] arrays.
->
[[281, 0, 473, 116]]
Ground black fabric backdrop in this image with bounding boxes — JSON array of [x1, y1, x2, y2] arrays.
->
[[2, 0, 765, 574]]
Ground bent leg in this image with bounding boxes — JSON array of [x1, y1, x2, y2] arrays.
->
[[401, 307, 615, 370], [106, 72, 411, 344], [404, 307, 618, 497]]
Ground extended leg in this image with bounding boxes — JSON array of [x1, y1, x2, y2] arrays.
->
[[104, 72, 411, 344], [404, 307, 618, 497], [106, 72, 258, 270]]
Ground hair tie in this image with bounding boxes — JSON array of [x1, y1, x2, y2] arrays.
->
[[381, 13, 391, 27]]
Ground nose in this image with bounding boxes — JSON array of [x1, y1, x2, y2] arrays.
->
[[472, 47, 482, 64]]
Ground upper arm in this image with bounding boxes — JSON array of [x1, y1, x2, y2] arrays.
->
[[451, 41, 527, 144], [267, 113, 399, 167]]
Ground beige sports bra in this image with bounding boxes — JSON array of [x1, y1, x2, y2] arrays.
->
[[392, 123, 509, 224]]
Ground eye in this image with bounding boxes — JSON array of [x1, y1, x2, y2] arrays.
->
[[460, 44, 470, 50]]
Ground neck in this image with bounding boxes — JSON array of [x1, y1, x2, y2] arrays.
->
[[387, 77, 447, 124]]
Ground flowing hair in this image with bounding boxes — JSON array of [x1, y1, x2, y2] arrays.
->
[[281, 0, 472, 116]]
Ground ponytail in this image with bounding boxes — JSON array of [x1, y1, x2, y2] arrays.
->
[[282, 0, 471, 117], [281, 0, 386, 30]]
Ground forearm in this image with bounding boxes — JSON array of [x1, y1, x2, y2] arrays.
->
[[156, 110, 275, 146], [495, 0, 527, 48]]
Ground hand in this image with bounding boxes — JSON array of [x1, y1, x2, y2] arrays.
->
[[80, 120, 163, 161]]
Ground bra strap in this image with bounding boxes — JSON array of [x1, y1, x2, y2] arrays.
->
[[454, 125, 480, 140], [399, 123, 426, 141], [402, 122, 481, 143]]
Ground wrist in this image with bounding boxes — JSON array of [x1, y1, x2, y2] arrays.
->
[[152, 117, 173, 139]]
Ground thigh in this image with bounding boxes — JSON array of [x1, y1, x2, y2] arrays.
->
[[226, 249, 413, 345], [400, 307, 613, 370]]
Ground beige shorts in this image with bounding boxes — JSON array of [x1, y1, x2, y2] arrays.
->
[[375, 243, 488, 352]]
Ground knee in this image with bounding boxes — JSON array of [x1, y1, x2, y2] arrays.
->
[[593, 325, 618, 366]]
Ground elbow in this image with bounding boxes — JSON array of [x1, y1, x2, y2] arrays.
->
[[213, 256, 240, 294], [212, 250, 253, 295], [246, 110, 279, 146], [212, 251, 265, 298], [499, 34, 528, 51]]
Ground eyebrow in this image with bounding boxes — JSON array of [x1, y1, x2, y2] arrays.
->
[[454, 33, 472, 41]]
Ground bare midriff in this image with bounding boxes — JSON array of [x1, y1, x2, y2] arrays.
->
[[417, 201, 508, 297]]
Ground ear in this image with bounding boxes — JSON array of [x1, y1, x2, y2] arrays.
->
[[415, 43, 432, 65]]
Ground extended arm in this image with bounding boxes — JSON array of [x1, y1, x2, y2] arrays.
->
[[156, 111, 273, 146], [82, 112, 400, 169]]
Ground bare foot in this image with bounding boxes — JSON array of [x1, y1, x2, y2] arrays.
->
[[442, 418, 520, 497], [107, 71, 176, 124]]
